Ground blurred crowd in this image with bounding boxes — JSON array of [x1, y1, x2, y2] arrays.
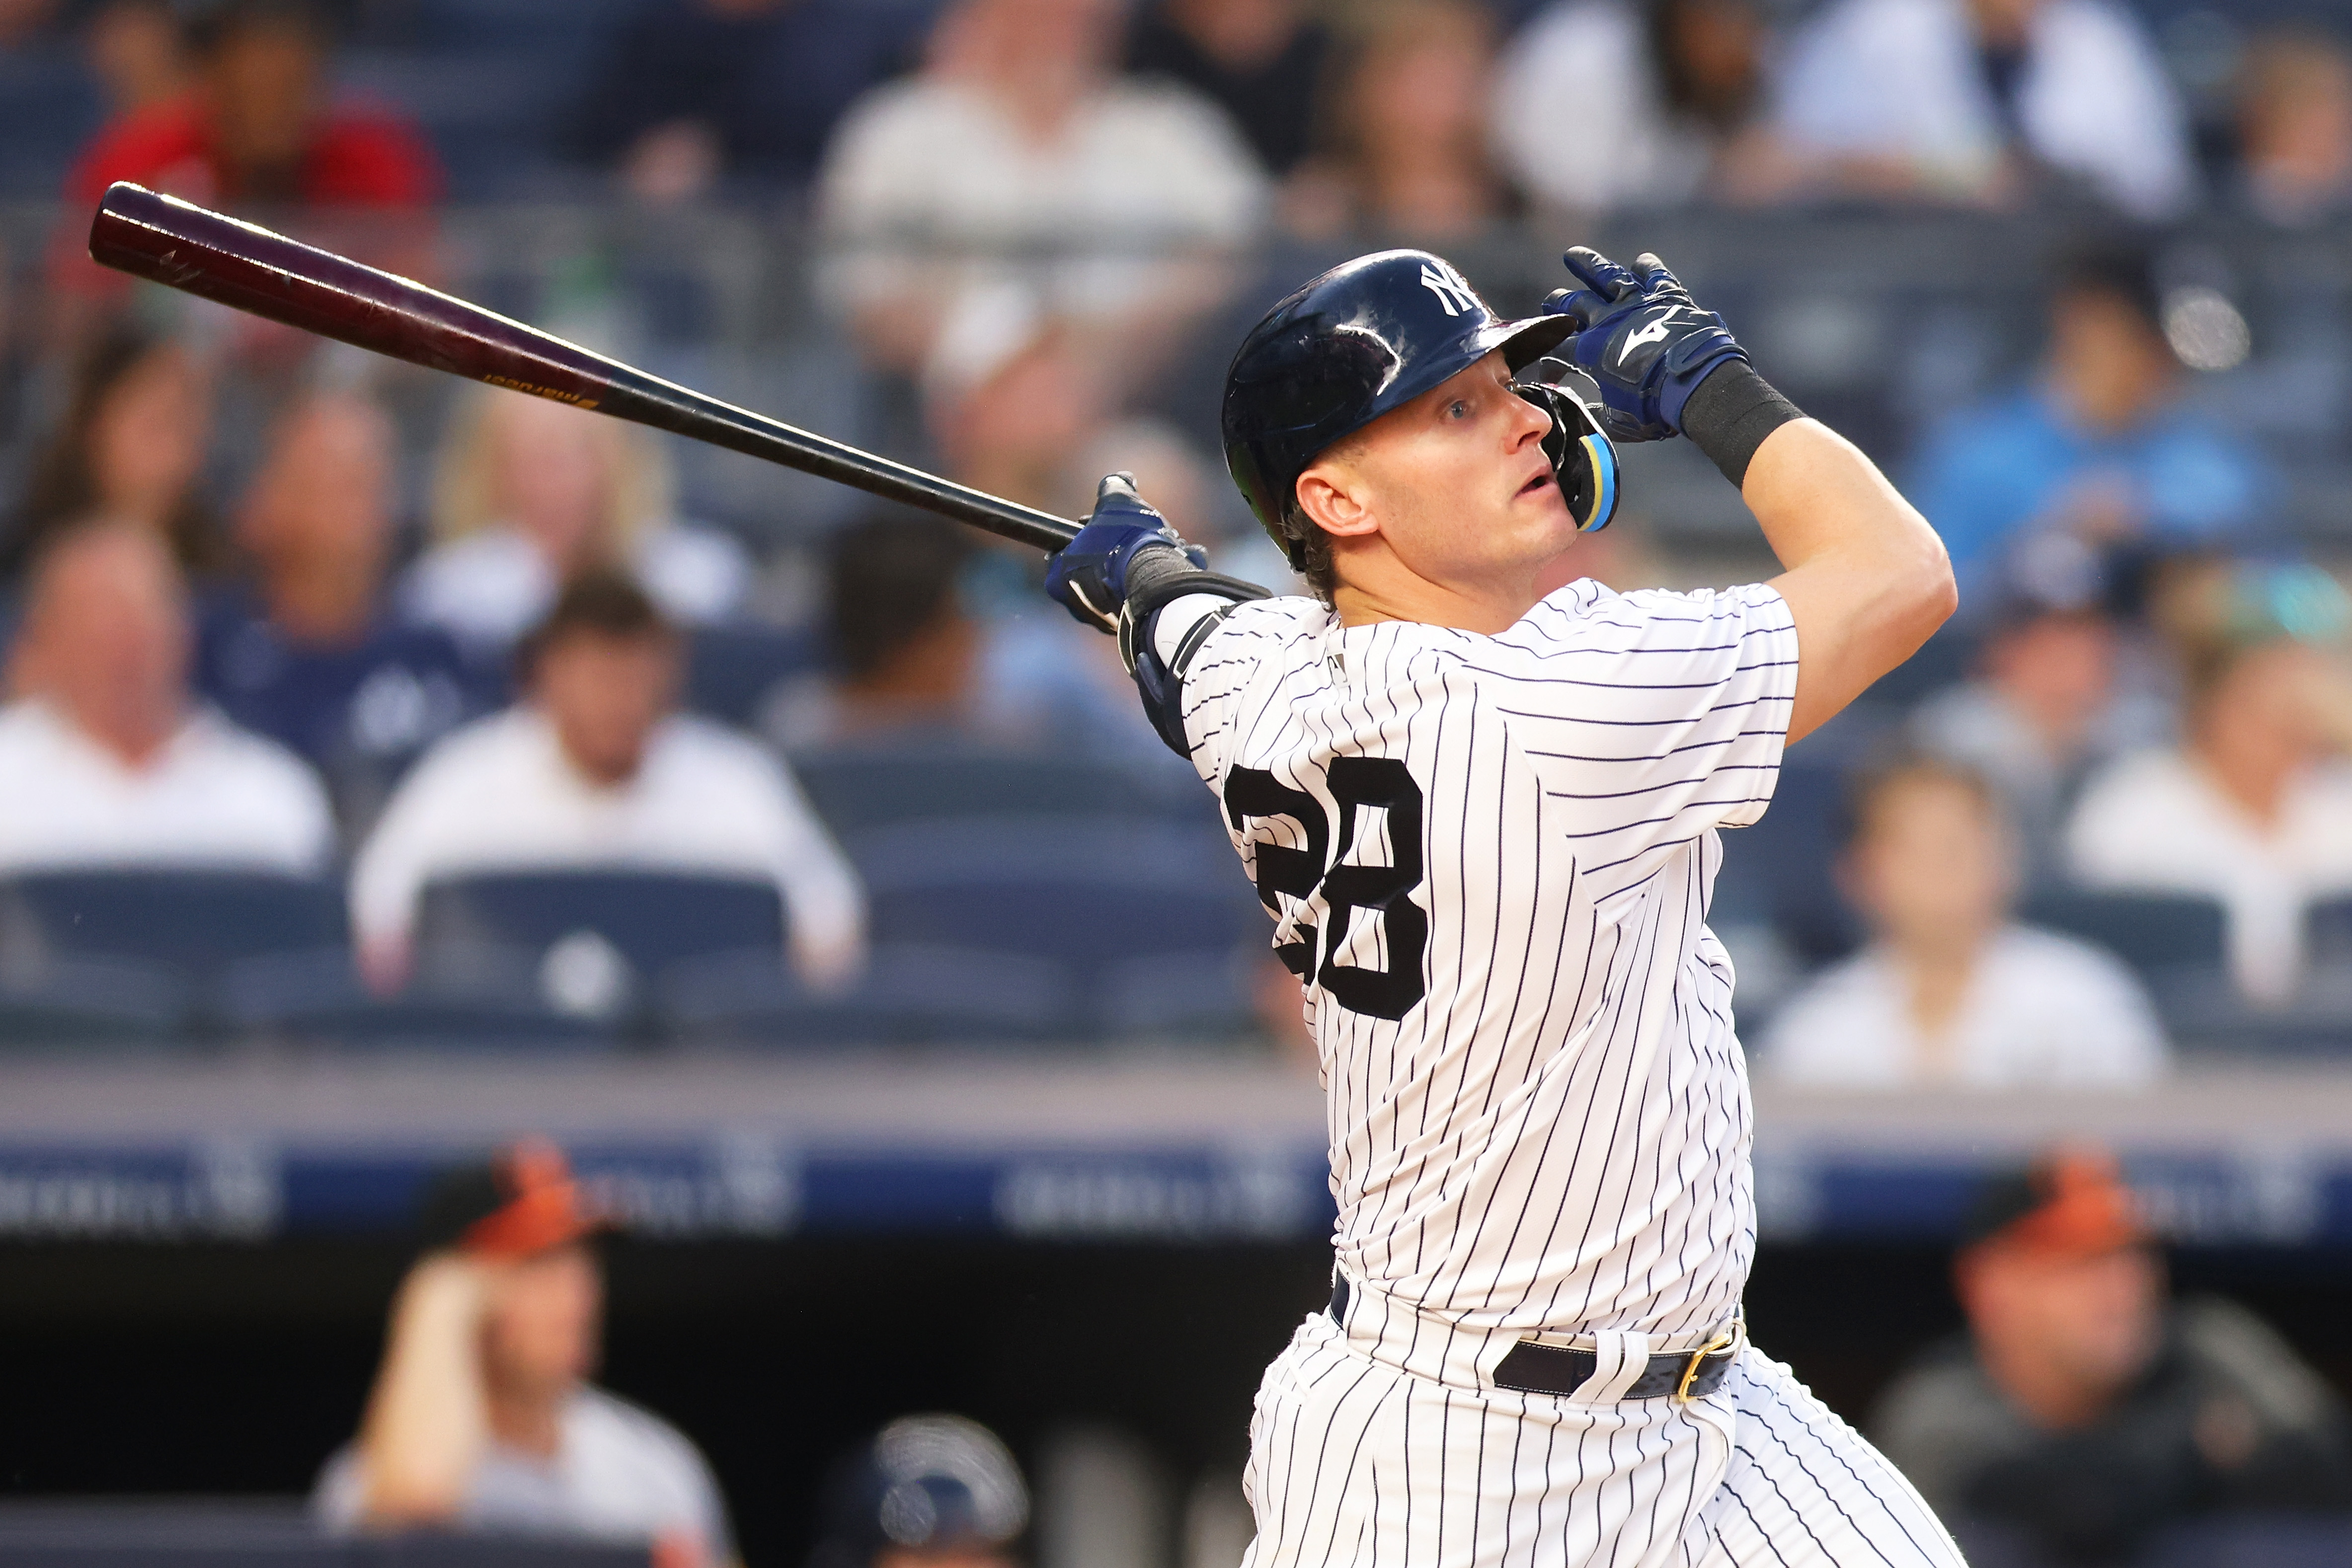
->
[[0, 0, 2343, 1063], [313, 1137, 2352, 1568]]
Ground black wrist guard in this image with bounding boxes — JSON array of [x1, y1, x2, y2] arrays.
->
[[1115, 547, 1270, 675], [1679, 361, 1804, 489]]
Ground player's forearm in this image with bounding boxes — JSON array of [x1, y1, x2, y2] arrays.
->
[[357, 1256, 491, 1524], [1743, 418, 1954, 743]]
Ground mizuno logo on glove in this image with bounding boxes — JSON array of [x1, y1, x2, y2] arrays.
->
[[1617, 315, 1678, 365]]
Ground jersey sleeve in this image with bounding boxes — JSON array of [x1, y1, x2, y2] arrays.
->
[[1138, 594, 1320, 782], [1473, 580, 1799, 873]]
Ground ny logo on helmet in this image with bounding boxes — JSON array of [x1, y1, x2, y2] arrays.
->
[[1419, 264, 1480, 318]]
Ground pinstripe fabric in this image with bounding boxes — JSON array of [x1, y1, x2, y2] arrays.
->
[[1165, 580, 1958, 1567], [1238, 1311, 1962, 1568], [1180, 580, 1793, 1342]]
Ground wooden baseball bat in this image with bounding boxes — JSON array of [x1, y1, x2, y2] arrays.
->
[[87, 182, 1083, 552]]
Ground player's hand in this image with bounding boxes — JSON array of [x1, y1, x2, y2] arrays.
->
[[1544, 248, 1746, 443], [1045, 472, 1206, 634]]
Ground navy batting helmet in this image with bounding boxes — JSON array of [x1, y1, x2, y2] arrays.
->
[[1221, 250, 1614, 574], [809, 1414, 1029, 1568]]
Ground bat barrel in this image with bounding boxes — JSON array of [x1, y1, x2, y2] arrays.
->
[[87, 183, 1082, 553]]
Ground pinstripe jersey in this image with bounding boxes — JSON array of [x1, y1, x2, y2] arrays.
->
[[1172, 579, 1799, 1343]]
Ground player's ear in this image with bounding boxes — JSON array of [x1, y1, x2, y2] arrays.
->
[[1295, 459, 1379, 542]]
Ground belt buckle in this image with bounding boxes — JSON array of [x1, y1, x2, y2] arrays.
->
[[1672, 1310, 1744, 1405]]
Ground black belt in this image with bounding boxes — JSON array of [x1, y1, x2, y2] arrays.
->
[[1328, 1278, 1740, 1402]]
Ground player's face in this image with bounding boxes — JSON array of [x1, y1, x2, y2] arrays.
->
[[483, 1241, 603, 1398], [1316, 352, 1577, 603]]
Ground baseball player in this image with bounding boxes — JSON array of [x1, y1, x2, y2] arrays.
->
[[1042, 247, 1963, 1568]]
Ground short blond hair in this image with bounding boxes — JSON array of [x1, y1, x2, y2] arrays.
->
[[429, 386, 676, 553]]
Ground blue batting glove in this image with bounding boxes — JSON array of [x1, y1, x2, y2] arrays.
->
[[1046, 472, 1205, 634], [1543, 248, 1746, 443]]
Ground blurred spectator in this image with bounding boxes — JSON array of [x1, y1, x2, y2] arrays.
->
[[8, 318, 224, 580], [1773, 0, 2193, 219], [2234, 28, 2352, 228], [1910, 576, 2159, 871], [1907, 242, 2268, 592], [928, 334, 1202, 761], [1762, 757, 2166, 1090], [1285, 0, 1512, 242], [569, 0, 918, 203], [1872, 1152, 2352, 1563], [195, 390, 482, 822], [352, 571, 862, 991], [1492, 0, 1794, 217], [0, 0, 57, 46], [0, 519, 331, 873], [815, 0, 1267, 379], [85, 0, 192, 118], [401, 387, 750, 661], [2068, 587, 2352, 1007], [54, 0, 438, 313], [766, 510, 985, 751], [315, 1141, 736, 1568], [809, 1414, 1027, 1568], [65, 0, 436, 210], [1126, 0, 1333, 178]]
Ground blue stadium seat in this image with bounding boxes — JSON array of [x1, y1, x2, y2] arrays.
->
[[223, 949, 617, 1050], [790, 748, 1179, 841], [406, 869, 785, 1035], [683, 624, 820, 727], [415, 869, 784, 976], [4, 869, 346, 962], [852, 819, 1263, 1035], [2021, 888, 2230, 1001], [0, 960, 189, 1046], [661, 942, 1075, 1047]]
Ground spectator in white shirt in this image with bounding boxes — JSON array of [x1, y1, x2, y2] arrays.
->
[[1771, 0, 2194, 219], [0, 518, 332, 874], [814, 0, 1268, 381], [316, 1140, 735, 1568], [401, 387, 750, 661], [353, 571, 863, 992], [1765, 756, 2167, 1090], [1491, 0, 1795, 217], [2069, 614, 2352, 1007]]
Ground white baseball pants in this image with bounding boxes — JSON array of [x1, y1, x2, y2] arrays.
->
[[1239, 1296, 1964, 1568]]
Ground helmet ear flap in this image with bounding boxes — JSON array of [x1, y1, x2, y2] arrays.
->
[[1513, 361, 1620, 534]]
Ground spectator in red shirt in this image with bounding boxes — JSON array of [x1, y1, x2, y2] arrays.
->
[[55, 0, 437, 308]]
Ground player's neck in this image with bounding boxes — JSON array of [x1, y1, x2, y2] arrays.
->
[[1330, 557, 1539, 636]]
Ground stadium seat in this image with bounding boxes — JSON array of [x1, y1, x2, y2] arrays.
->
[[417, 869, 783, 971], [1, 870, 349, 972], [2021, 889, 2228, 974], [790, 748, 1181, 841], [0, 960, 189, 1047], [411, 869, 786, 1031], [662, 943, 1076, 1047], [852, 818, 1264, 1036], [223, 949, 618, 1051], [0, 871, 349, 1036], [682, 624, 820, 728]]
